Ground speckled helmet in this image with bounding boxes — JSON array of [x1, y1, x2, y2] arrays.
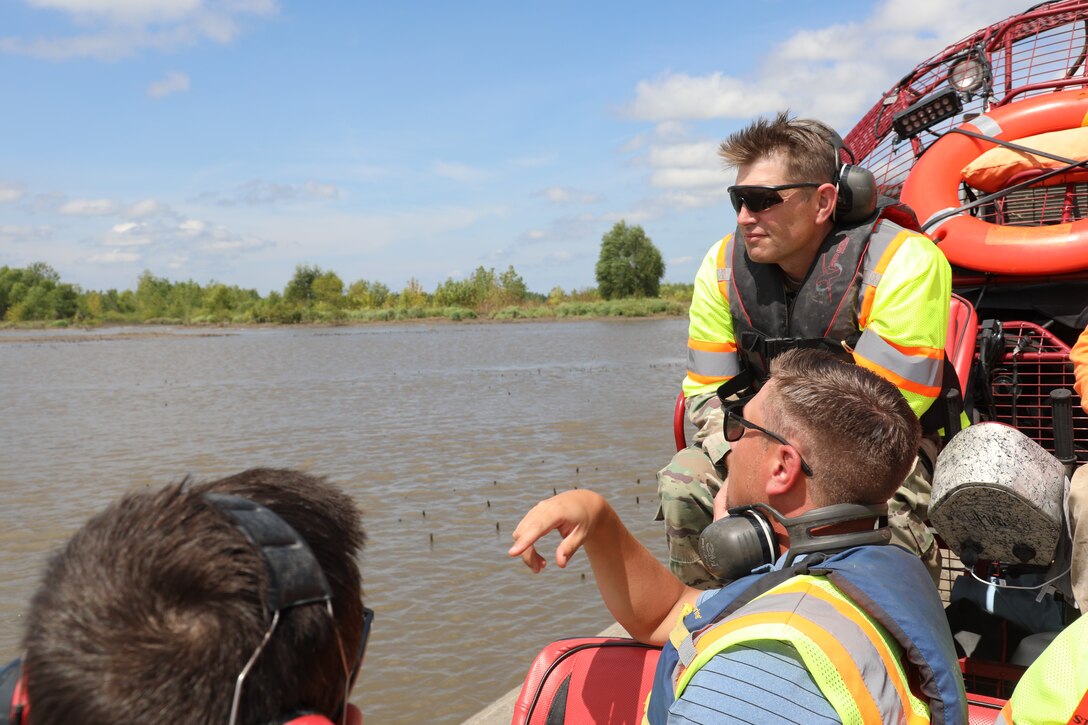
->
[[930, 422, 1065, 567]]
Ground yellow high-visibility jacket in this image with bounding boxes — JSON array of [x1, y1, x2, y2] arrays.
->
[[683, 217, 951, 420], [996, 615, 1088, 724]]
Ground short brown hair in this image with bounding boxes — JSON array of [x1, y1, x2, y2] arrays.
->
[[23, 468, 365, 725], [763, 349, 920, 506], [718, 111, 839, 184]]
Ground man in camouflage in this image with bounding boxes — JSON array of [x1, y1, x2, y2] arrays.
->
[[657, 113, 951, 588]]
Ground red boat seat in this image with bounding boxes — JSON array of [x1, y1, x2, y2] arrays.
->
[[511, 635, 1006, 723], [511, 637, 661, 725], [947, 292, 978, 397], [967, 694, 1006, 724], [672, 294, 980, 451]]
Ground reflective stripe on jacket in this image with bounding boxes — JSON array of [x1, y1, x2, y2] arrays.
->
[[675, 575, 928, 723], [644, 546, 967, 724], [682, 210, 951, 420]]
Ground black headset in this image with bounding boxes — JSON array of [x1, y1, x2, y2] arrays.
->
[[0, 494, 361, 725], [815, 124, 879, 224], [697, 501, 891, 583]]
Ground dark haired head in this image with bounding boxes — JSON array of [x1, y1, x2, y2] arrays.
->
[[22, 468, 365, 725]]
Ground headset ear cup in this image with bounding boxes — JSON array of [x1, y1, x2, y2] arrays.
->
[[836, 164, 878, 223], [697, 510, 776, 582]]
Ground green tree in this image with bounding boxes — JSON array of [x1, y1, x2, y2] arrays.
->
[[397, 277, 428, 309], [346, 279, 390, 309], [313, 271, 345, 308], [594, 221, 665, 299], [0, 263, 79, 321], [284, 264, 322, 305], [498, 265, 528, 303], [134, 271, 172, 319], [204, 283, 235, 317]]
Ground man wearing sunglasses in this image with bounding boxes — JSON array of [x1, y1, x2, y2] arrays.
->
[[6, 469, 369, 725], [658, 111, 952, 588], [512, 349, 966, 724]]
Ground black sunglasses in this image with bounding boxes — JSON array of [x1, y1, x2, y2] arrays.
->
[[727, 182, 821, 213], [353, 606, 374, 678], [336, 605, 374, 723], [722, 398, 815, 477]]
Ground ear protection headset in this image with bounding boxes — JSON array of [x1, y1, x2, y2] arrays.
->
[[0, 494, 364, 725], [697, 501, 891, 583], [816, 124, 879, 224]]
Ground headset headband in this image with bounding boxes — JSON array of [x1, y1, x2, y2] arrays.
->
[[203, 493, 333, 612], [743, 501, 890, 567], [203, 493, 348, 725]]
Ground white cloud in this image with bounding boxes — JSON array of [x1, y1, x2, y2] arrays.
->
[[179, 219, 205, 234], [2, 0, 278, 61], [544, 250, 574, 263], [236, 204, 502, 260], [200, 179, 342, 206], [0, 183, 25, 203], [650, 168, 725, 190], [625, 0, 1030, 213], [127, 198, 165, 217], [304, 180, 339, 199], [625, 0, 1028, 129], [434, 161, 489, 184], [669, 255, 694, 267], [147, 71, 190, 99], [0, 183, 23, 203], [28, 0, 203, 25], [545, 187, 571, 203], [104, 222, 152, 246], [648, 141, 718, 169], [628, 72, 790, 122], [87, 248, 141, 263], [59, 198, 118, 216], [540, 186, 599, 205], [0, 224, 51, 243]]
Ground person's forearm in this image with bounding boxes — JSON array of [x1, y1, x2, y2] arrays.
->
[[583, 501, 696, 644]]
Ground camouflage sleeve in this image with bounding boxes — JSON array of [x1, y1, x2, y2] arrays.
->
[[687, 391, 729, 465]]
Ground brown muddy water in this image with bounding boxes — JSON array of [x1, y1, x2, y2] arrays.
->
[[0, 318, 687, 724]]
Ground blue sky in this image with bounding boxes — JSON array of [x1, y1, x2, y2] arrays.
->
[[0, 0, 1029, 296]]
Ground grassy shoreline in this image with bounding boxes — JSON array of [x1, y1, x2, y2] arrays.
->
[[0, 297, 690, 331]]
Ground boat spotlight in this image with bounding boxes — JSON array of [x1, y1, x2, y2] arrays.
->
[[892, 87, 964, 140], [948, 52, 992, 95]]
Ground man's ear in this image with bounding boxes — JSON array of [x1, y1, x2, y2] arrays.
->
[[766, 445, 806, 497], [814, 183, 837, 224]]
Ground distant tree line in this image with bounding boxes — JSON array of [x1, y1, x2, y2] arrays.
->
[[1, 222, 690, 325]]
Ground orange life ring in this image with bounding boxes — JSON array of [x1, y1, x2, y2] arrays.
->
[[901, 89, 1088, 275]]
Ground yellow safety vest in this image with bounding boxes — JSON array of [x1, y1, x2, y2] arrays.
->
[[996, 615, 1088, 724], [658, 574, 930, 725]]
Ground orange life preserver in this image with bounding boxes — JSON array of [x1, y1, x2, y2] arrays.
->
[[901, 89, 1088, 275]]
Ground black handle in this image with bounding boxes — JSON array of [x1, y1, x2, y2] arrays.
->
[[1050, 388, 1076, 471]]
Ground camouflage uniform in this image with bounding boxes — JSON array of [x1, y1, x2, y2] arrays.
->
[[656, 391, 729, 589], [657, 394, 942, 589], [888, 436, 942, 587]]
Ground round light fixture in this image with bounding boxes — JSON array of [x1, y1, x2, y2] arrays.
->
[[949, 56, 989, 94]]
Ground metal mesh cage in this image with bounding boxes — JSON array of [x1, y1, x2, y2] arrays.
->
[[984, 321, 1088, 463]]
